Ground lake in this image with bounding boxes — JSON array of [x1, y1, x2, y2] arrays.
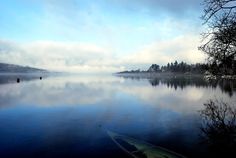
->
[[0, 74, 235, 158]]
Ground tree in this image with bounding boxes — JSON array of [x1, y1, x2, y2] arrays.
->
[[170, 62, 174, 71], [174, 60, 178, 71], [200, 0, 236, 74], [167, 63, 170, 69], [147, 64, 160, 72]]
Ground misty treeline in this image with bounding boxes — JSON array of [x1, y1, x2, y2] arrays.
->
[[159, 61, 208, 73], [200, 0, 236, 75], [147, 61, 208, 73], [121, 61, 208, 74]]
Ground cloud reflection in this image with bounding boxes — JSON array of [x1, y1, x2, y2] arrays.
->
[[0, 75, 235, 115]]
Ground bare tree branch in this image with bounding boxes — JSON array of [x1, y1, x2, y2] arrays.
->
[[200, 0, 236, 75]]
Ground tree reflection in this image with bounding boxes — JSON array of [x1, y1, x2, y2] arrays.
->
[[199, 99, 236, 157], [117, 75, 236, 97], [149, 78, 236, 97], [149, 77, 208, 90]]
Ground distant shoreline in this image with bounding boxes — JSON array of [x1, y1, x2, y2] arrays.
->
[[115, 72, 236, 80], [115, 72, 204, 79]]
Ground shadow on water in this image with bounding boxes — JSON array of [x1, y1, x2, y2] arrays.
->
[[199, 99, 236, 157], [117, 75, 236, 97]]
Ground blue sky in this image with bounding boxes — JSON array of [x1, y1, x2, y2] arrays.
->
[[0, 0, 206, 73]]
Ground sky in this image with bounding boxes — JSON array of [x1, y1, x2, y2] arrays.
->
[[0, 0, 207, 73]]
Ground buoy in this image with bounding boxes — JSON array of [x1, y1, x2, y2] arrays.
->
[[17, 78, 20, 83]]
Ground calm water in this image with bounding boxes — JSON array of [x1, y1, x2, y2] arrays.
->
[[0, 74, 235, 158]]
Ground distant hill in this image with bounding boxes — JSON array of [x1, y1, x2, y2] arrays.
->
[[0, 63, 48, 73]]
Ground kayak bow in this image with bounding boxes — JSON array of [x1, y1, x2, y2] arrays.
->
[[107, 131, 186, 158]]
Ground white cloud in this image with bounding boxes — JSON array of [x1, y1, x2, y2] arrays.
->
[[121, 34, 206, 68], [0, 39, 121, 73], [0, 34, 206, 73]]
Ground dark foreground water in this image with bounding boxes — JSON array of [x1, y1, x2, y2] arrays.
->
[[0, 74, 235, 158]]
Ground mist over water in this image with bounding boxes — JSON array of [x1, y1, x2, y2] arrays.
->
[[0, 74, 235, 158]]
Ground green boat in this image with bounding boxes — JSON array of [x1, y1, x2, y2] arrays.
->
[[107, 131, 186, 158]]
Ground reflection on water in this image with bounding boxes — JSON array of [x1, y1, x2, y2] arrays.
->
[[0, 73, 47, 84], [118, 75, 236, 97], [199, 99, 236, 157], [0, 74, 235, 158]]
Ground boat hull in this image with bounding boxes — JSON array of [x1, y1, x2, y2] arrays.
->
[[107, 131, 186, 158]]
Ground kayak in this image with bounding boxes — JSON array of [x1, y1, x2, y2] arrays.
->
[[107, 131, 186, 158]]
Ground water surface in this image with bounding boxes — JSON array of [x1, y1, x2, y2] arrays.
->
[[0, 74, 235, 158]]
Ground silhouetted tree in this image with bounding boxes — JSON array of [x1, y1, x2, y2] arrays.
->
[[167, 63, 170, 69], [200, 0, 236, 75], [147, 64, 160, 72]]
